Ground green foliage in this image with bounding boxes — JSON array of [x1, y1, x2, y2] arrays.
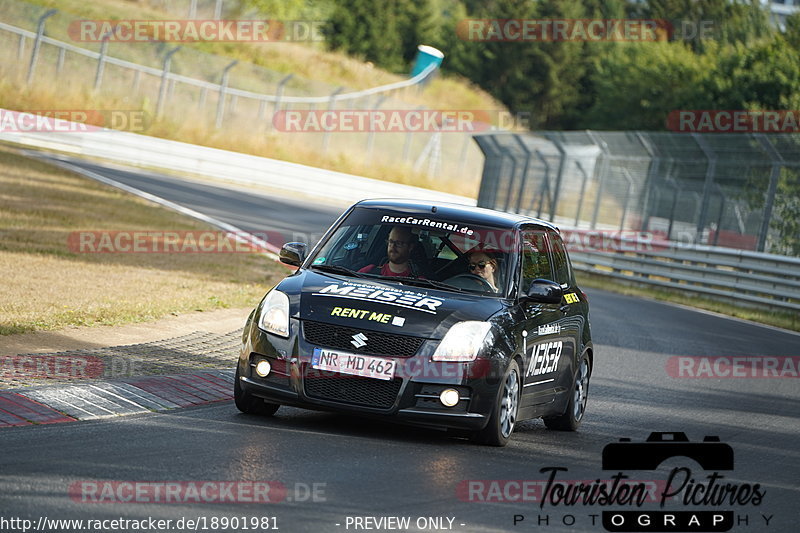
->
[[771, 169, 800, 256], [324, 0, 438, 72], [581, 41, 715, 129]]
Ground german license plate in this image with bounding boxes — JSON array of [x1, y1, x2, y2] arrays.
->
[[311, 348, 396, 381]]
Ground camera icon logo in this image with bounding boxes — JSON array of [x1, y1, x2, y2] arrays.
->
[[602, 432, 734, 471]]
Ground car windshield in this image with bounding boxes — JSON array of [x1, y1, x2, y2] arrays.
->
[[307, 208, 514, 296]]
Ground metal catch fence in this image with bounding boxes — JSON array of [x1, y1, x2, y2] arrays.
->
[[474, 131, 800, 257], [0, 0, 486, 183]]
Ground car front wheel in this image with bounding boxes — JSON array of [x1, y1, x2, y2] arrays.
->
[[234, 367, 280, 416], [474, 359, 521, 447]]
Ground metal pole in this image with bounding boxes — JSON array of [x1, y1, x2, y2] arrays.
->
[[189, 0, 197, 18], [199, 87, 207, 110], [574, 161, 589, 226], [366, 95, 387, 161], [156, 46, 180, 118], [635, 132, 661, 232], [713, 185, 726, 246], [269, 73, 293, 131], [620, 168, 636, 230], [456, 134, 471, 175], [322, 87, 344, 153], [403, 106, 423, 162], [691, 133, 718, 244], [17, 34, 26, 62], [215, 60, 237, 129], [512, 134, 532, 214], [532, 150, 551, 219], [94, 27, 117, 91], [586, 131, 610, 230], [754, 134, 785, 253], [500, 145, 518, 213], [548, 140, 568, 222], [214, 0, 223, 19], [56, 47, 66, 75], [27, 9, 57, 85]]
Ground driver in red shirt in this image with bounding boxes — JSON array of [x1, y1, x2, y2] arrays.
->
[[358, 226, 420, 277]]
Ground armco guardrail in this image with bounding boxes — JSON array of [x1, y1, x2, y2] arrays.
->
[[0, 108, 475, 207], [564, 230, 800, 312]]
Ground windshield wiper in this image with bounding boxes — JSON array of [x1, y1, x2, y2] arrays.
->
[[310, 264, 366, 278], [376, 276, 465, 292]]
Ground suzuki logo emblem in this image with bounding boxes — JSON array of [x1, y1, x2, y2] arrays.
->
[[351, 332, 368, 349]]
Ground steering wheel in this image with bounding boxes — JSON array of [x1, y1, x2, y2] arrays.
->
[[444, 273, 495, 292]]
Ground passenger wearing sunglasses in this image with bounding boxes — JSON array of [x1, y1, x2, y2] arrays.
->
[[466, 251, 499, 292]]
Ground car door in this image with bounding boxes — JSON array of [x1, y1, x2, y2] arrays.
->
[[516, 228, 567, 409], [542, 229, 584, 402]]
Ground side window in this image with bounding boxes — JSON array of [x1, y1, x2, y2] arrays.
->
[[520, 230, 551, 293], [547, 230, 570, 286]]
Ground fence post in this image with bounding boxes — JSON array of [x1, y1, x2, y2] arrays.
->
[[532, 150, 551, 219], [94, 27, 117, 91], [620, 168, 636, 230], [156, 46, 181, 118], [512, 135, 532, 214], [586, 131, 610, 230], [189, 0, 197, 18], [17, 34, 26, 62], [56, 47, 66, 75], [403, 106, 423, 162], [691, 133, 717, 244], [549, 140, 567, 222], [754, 134, 784, 253], [214, 0, 224, 20], [27, 9, 57, 85], [322, 87, 344, 153], [215, 60, 238, 129], [366, 95, 387, 162], [574, 161, 589, 226], [635, 132, 661, 232], [268, 73, 294, 130]]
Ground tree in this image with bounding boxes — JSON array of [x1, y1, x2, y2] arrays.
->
[[581, 41, 715, 130]]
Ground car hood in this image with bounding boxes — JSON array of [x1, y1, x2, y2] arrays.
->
[[283, 270, 506, 339]]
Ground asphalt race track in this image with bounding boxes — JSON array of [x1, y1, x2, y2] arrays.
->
[[1, 155, 798, 533]]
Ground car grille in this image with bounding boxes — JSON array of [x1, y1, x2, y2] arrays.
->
[[302, 320, 424, 357], [303, 367, 402, 409]]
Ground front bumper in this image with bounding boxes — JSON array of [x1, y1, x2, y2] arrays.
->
[[237, 318, 505, 431]]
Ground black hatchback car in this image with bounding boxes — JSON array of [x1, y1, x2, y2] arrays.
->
[[235, 199, 593, 446]]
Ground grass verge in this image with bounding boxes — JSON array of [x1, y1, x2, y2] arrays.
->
[[1, 0, 506, 197], [576, 271, 800, 332], [0, 144, 286, 335]]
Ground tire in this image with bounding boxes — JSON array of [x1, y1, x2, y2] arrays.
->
[[544, 352, 590, 431], [234, 367, 280, 416], [474, 359, 521, 447]]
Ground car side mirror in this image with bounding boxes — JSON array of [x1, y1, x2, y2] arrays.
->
[[280, 242, 307, 267], [523, 279, 563, 304]]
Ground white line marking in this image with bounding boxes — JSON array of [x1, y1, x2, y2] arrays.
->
[[30, 154, 284, 262]]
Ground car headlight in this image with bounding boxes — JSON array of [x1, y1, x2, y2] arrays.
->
[[258, 289, 290, 337], [432, 321, 493, 362]]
